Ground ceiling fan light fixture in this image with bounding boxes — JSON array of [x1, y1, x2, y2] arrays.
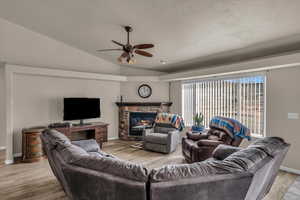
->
[[128, 58, 136, 64]]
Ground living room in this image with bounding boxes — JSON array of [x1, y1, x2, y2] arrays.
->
[[0, 1, 300, 200]]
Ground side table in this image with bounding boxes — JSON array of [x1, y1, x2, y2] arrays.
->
[[22, 127, 46, 163]]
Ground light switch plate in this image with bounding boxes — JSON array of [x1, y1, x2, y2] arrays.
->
[[288, 113, 299, 119]]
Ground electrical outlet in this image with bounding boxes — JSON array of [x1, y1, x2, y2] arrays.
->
[[288, 113, 299, 120]]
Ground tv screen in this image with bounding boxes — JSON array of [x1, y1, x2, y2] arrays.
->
[[63, 98, 101, 121]]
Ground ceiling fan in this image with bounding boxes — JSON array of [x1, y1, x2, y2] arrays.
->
[[97, 26, 154, 64]]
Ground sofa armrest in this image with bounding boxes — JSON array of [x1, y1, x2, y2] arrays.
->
[[72, 139, 100, 152], [212, 144, 243, 160]]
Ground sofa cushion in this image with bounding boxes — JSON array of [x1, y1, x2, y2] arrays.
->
[[212, 145, 243, 160], [248, 137, 288, 157], [59, 144, 89, 164], [223, 147, 268, 171], [150, 159, 242, 182], [72, 156, 148, 182], [145, 132, 168, 144], [72, 139, 100, 152]]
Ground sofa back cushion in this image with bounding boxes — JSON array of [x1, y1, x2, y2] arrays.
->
[[72, 139, 100, 152], [72, 155, 148, 182], [150, 158, 246, 182], [59, 144, 89, 164], [42, 129, 71, 150], [223, 148, 268, 171], [248, 137, 289, 157]]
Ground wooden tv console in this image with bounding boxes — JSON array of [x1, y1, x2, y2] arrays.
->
[[54, 122, 108, 148]]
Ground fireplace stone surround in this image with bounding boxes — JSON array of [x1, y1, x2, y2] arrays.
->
[[116, 102, 172, 140]]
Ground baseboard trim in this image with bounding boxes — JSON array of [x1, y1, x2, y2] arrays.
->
[[13, 153, 22, 158], [280, 166, 300, 175], [0, 146, 6, 150], [5, 160, 14, 165], [108, 137, 119, 141]]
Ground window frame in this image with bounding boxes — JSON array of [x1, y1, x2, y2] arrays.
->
[[181, 72, 267, 138]]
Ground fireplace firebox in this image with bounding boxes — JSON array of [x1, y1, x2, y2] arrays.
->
[[129, 112, 157, 137]]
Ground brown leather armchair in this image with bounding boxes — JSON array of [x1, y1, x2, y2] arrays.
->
[[182, 128, 243, 163]]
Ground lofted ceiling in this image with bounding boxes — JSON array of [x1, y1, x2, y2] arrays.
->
[[1, 0, 300, 73]]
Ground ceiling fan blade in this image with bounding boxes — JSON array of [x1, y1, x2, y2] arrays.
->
[[112, 40, 125, 47], [121, 52, 129, 58], [135, 50, 153, 57], [134, 44, 154, 49], [96, 48, 122, 52]]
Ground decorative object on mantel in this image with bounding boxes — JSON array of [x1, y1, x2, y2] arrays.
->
[[116, 102, 173, 140], [138, 84, 152, 98], [97, 26, 154, 64]]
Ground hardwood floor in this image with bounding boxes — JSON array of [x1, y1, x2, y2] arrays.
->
[[0, 141, 297, 200]]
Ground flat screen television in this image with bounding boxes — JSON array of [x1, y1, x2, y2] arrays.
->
[[63, 98, 101, 125]]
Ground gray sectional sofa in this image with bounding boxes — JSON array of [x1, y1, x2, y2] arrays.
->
[[41, 129, 290, 200]]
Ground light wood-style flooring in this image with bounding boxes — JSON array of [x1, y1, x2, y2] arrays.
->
[[0, 140, 297, 200]]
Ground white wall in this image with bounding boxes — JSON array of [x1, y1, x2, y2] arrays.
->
[[0, 63, 5, 148], [12, 73, 120, 154], [120, 81, 169, 102], [0, 18, 120, 74]]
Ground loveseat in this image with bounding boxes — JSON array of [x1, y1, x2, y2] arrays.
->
[[41, 129, 290, 200]]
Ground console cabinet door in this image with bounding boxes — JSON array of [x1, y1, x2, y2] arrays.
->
[[95, 126, 108, 143]]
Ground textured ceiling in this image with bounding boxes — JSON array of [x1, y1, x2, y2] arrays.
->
[[1, 0, 300, 72]]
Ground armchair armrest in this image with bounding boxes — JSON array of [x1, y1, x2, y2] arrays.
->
[[72, 139, 100, 152], [167, 130, 180, 152], [212, 144, 243, 160], [143, 128, 154, 138], [187, 131, 209, 141], [197, 139, 224, 147]]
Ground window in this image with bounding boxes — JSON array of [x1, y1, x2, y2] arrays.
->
[[182, 74, 266, 137]]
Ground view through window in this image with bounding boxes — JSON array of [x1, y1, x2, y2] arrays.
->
[[182, 74, 266, 137]]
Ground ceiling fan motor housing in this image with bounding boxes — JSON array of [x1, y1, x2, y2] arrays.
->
[[124, 26, 133, 32]]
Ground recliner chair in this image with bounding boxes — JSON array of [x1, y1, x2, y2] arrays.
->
[[182, 116, 249, 163], [143, 123, 180, 153]]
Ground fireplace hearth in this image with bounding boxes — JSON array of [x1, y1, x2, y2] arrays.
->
[[129, 112, 157, 137]]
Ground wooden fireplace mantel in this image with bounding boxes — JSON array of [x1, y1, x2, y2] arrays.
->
[[115, 102, 172, 107]]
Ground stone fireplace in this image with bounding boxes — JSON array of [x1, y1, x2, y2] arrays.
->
[[116, 102, 172, 140]]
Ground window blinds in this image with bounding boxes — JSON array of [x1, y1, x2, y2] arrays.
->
[[182, 75, 265, 137]]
